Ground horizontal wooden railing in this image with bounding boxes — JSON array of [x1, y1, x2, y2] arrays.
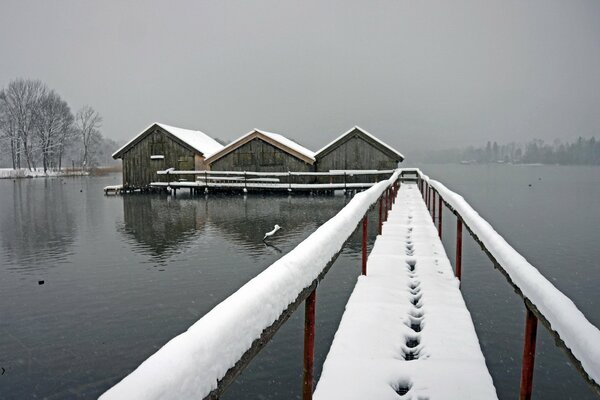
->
[[101, 171, 401, 400], [405, 168, 600, 399], [156, 168, 396, 177], [151, 168, 397, 193]]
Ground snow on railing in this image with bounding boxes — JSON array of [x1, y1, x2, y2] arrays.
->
[[415, 169, 600, 396], [100, 171, 401, 400], [156, 168, 396, 176]]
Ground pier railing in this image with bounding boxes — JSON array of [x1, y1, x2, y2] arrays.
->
[[408, 168, 600, 399], [101, 170, 401, 400], [153, 168, 396, 192]]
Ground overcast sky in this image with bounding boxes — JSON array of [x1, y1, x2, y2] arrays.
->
[[1, 0, 600, 155]]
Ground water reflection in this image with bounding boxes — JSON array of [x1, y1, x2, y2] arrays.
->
[[118, 195, 205, 260], [118, 193, 350, 260], [0, 179, 77, 272]]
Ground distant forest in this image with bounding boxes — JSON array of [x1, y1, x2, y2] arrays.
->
[[0, 78, 120, 171], [419, 137, 600, 165]]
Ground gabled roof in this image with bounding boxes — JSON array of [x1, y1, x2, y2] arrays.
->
[[204, 129, 315, 165], [315, 126, 404, 161], [112, 122, 224, 159]]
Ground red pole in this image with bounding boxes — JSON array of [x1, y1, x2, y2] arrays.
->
[[378, 197, 383, 235], [381, 191, 387, 221], [432, 190, 437, 221], [456, 218, 462, 281], [519, 306, 538, 400], [303, 289, 316, 400], [362, 215, 368, 275], [437, 194, 443, 237]]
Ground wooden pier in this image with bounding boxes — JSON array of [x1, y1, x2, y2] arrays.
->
[[101, 169, 600, 400], [314, 181, 496, 398]]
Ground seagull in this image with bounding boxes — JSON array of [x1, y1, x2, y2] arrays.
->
[[263, 224, 282, 241]]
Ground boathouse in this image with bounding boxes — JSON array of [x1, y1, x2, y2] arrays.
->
[[205, 129, 315, 172], [112, 122, 224, 189], [315, 126, 404, 171]]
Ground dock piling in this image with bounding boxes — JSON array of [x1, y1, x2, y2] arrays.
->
[[438, 193, 442, 237], [432, 190, 437, 223], [378, 197, 383, 235], [456, 218, 462, 281], [303, 289, 316, 400], [519, 306, 538, 400], [362, 215, 368, 275]]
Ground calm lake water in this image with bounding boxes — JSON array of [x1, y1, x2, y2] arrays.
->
[[0, 165, 599, 399]]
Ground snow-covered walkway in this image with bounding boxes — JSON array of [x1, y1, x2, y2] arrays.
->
[[314, 182, 498, 399]]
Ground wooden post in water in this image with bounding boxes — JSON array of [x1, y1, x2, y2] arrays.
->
[[303, 289, 316, 400], [519, 306, 538, 400], [456, 218, 462, 281], [437, 194, 442, 237], [362, 215, 368, 275]]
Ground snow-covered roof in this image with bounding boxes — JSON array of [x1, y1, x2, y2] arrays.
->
[[255, 129, 315, 160], [112, 122, 224, 159], [205, 128, 315, 164], [315, 126, 404, 161]]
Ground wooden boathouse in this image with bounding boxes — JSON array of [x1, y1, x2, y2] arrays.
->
[[315, 126, 404, 171], [204, 129, 315, 173], [112, 123, 224, 189]]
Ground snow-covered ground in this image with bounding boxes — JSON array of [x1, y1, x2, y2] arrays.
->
[[419, 170, 600, 390], [100, 172, 401, 400], [0, 168, 88, 179], [314, 182, 498, 399]]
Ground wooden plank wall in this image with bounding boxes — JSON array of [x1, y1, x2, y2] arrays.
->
[[315, 135, 398, 182], [210, 138, 314, 177], [122, 128, 202, 188]]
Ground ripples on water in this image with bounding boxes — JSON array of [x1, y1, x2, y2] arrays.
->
[[0, 167, 599, 399]]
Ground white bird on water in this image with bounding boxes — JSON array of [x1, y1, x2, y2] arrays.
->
[[263, 224, 282, 241]]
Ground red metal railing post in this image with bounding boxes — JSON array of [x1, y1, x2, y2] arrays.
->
[[378, 196, 383, 235], [362, 215, 368, 275], [385, 189, 389, 220], [519, 306, 538, 400], [303, 289, 316, 400], [456, 218, 462, 281], [438, 194, 443, 237], [381, 191, 387, 221], [432, 190, 437, 221]]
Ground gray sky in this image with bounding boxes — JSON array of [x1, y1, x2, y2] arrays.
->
[[2, 0, 600, 155]]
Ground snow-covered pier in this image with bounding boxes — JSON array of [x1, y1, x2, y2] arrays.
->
[[100, 169, 600, 400], [314, 181, 497, 399]]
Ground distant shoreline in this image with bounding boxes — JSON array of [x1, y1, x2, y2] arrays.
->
[[0, 166, 121, 179]]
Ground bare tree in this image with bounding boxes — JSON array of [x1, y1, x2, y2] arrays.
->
[[0, 93, 18, 169], [75, 105, 102, 170], [1, 79, 47, 170], [33, 90, 74, 172]]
